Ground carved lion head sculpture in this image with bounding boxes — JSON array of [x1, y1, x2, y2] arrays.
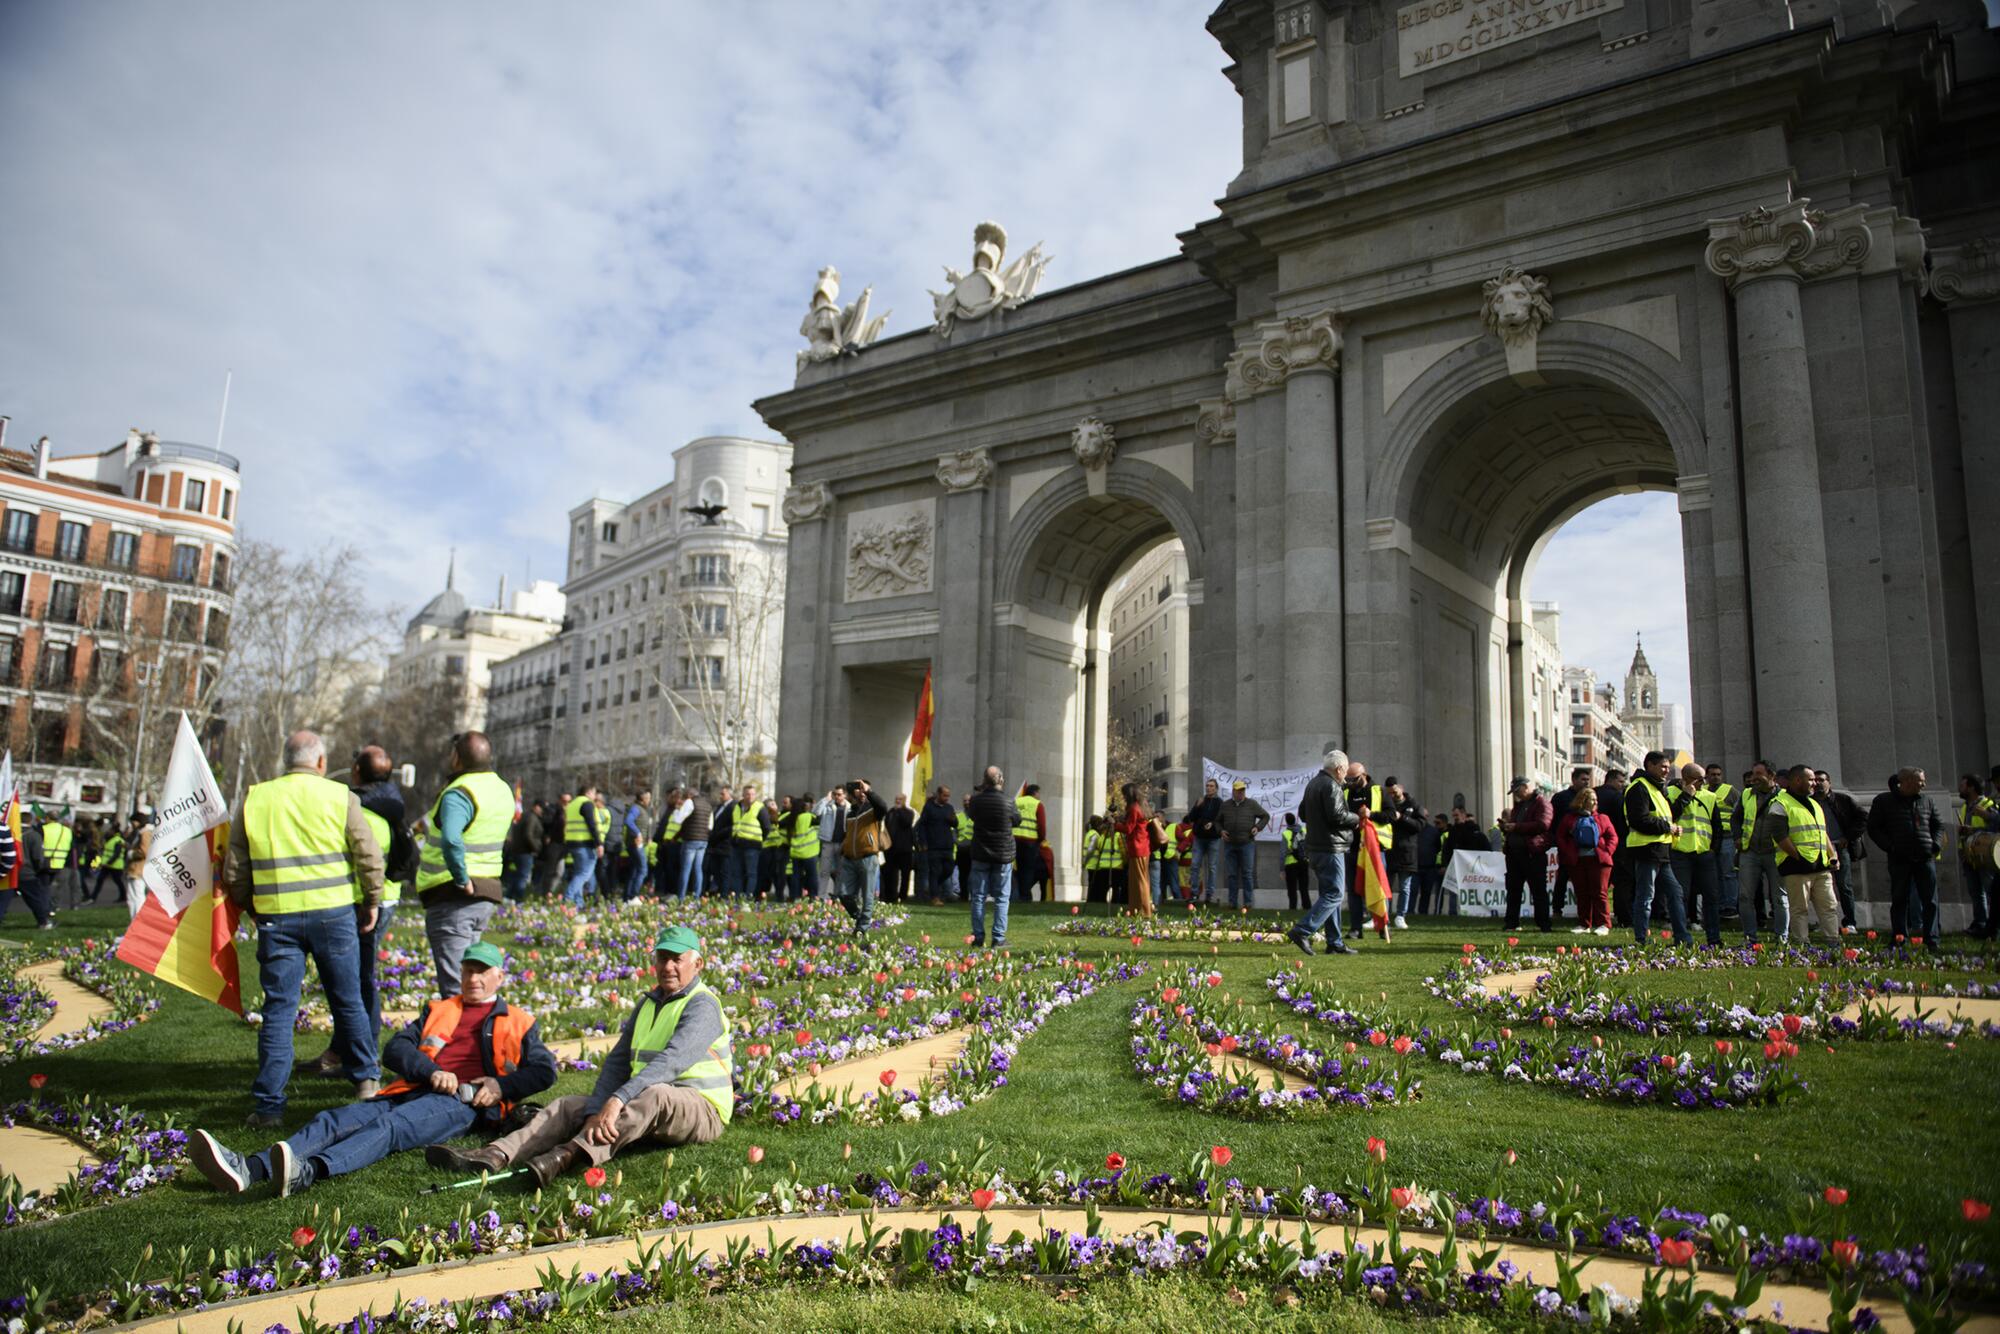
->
[[1480, 266, 1554, 343]]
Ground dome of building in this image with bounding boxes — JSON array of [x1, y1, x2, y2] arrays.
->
[[406, 552, 468, 633]]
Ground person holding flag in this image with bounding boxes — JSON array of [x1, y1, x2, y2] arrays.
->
[[1287, 744, 1362, 957], [907, 667, 934, 806], [223, 729, 385, 1127]]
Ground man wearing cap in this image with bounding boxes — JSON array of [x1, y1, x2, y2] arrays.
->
[[1497, 776, 1555, 932], [1216, 780, 1270, 908], [186, 942, 556, 1196], [429, 925, 730, 1184]]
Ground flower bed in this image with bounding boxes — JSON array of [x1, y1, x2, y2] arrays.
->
[[0, 944, 160, 1065], [1052, 904, 1291, 946], [1270, 968, 1807, 1110], [0, 1093, 187, 1228], [1129, 968, 1418, 1118], [0, 973, 56, 1064]]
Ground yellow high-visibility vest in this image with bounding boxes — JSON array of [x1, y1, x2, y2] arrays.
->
[[358, 806, 402, 906], [1627, 777, 1673, 850], [630, 981, 733, 1124], [415, 771, 513, 892], [242, 773, 356, 915], [1013, 795, 1042, 840], [563, 795, 596, 844], [1775, 791, 1831, 867]]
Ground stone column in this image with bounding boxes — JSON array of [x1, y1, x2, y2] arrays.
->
[[1704, 202, 1852, 775], [1930, 240, 2000, 760], [777, 482, 834, 790], [1227, 311, 1343, 769], [932, 449, 993, 789]]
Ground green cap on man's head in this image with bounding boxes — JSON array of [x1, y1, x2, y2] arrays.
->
[[654, 926, 703, 956], [461, 941, 506, 971]]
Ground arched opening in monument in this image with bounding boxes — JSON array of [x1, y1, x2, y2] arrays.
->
[[1008, 492, 1193, 899], [1401, 375, 1686, 821]]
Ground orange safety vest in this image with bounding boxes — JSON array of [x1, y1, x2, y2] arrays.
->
[[375, 996, 535, 1116]]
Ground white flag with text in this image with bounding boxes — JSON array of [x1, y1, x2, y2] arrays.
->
[[142, 714, 229, 916]]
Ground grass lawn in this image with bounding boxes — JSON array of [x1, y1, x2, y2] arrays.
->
[[3, 898, 1997, 1317]]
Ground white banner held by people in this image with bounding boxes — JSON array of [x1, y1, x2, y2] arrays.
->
[[1442, 850, 1507, 917], [1199, 758, 1314, 842], [142, 713, 230, 916]]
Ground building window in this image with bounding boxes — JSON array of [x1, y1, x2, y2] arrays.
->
[[55, 520, 87, 562], [687, 554, 731, 587], [0, 571, 23, 616], [679, 657, 724, 689], [185, 479, 207, 512], [694, 603, 729, 636], [2, 510, 34, 553], [444, 655, 465, 676], [166, 602, 200, 641], [171, 545, 200, 583], [212, 551, 231, 589], [91, 646, 124, 686], [40, 641, 74, 687], [46, 581, 80, 624], [34, 712, 66, 757], [107, 531, 138, 568], [221, 489, 234, 520], [0, 637, 15, 682], [601, 521, 619, 542], [205, 609, 229, 649], [97, 587, 127, 631]]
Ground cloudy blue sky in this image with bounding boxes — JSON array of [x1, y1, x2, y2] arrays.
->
[[0, 1, 1688, 715]]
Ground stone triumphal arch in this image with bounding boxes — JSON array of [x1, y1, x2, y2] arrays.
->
[[756, 0, 2000, 906]]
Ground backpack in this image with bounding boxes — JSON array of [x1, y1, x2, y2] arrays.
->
[[1572, 813, 1599, 853]]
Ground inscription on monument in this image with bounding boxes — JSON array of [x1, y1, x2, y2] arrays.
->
[[1396, 0, 1623, 77]]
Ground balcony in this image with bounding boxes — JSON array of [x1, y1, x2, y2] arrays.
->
[[147, 440, 242, 473], [678, 570, 734, 589]]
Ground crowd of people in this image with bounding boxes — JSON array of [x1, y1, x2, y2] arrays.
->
[[0, 804, 155, 928]]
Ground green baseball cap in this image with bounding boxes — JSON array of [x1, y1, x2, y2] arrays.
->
[[653, 926, 703, 956], [461, 941, 506, 971]]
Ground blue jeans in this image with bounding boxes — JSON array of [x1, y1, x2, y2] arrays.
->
[[252, 906, 379, 1115], [1393, 872, 1416, 917], [969, 860, 1011, 946], [1294, 849, 1348, 948], [789, 856, 819, 901], [1966, 862, 1993, 936], [1736, 850, 1788, 941], [837, 854, 880, 931], [1715, 835, 1740, 913], [1191, 837, 1220, 900], [922, 848, 958, 900], [355, 903, 393, 1037], [1148, 858, 1162, 905], [725, 844, 761, 897], [1670, 851, 1723, 945], [676, 840, 708, 899], [623, 848, 650, 901], [1631, 857, 1689, 945], [1223, 842, 1256, 907], [563, 845, 599, 905], [255, 1093, 476, 1182], [502, 856, 534, 901]]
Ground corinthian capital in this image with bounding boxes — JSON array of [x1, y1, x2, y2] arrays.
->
[[1704, 200, 1873, 287], [1929, 239, 2000, 307], [1225, 309, 1342, 399]]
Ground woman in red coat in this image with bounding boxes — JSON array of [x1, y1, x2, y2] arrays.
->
[[1119, 783, 1155, 917], [1556, 785, 1618, 935]]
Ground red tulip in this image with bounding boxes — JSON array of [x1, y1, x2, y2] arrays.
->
[[1782, 1014, 1804, 1037], [1507, 936, 1520, 947], [1843, 948, 1859, 962], [1657, 1054, 1677, 1069], [1657, 1237, 1695, 1267], [1832, 1239, 1858, 1267], [795, 1029, 812, 1046], [1368, 1031, 1387, 1047], [1866, 930, 1877, 940], [1105, 1152, 1126, 1172], [1389, 1186, 1415, 1209], [1462, 943, 1477, 954], [971, 1188, 996, 1211], [291, 1226, 317, 1247], [879, 1069, 897, 1087], [746, 1146, 764, 1165], [1823, 1187, 1848, 1206], [26, 1073, 47, 1090], [1220, 1035, 1239, 1053], [1160, 987, 1180, 1004], [1714, 1040, 1733, 1055], [1392, 1036, 1414, 1055], [584, 1165, 607, 1187], [900, 987, 915, 1002], [1210, 1145, 1233, 1167], [1070, 905, 1079, 915], [1965, 1198, 1992, 1222], [1343, 1041, 1358, 1054], [1500, 1027, 1512, 1040], [1205, 972, 1222, 987], [1504, 1149, 1518, 1166], [872, 972, 888, 984], [1366, 1136, 1387, 1162], [1205, 1042, 1223, 1057]]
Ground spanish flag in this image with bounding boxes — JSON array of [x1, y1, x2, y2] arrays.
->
[[907, 666, 935, 799], [117, 824, 243, 1013], [114, 714, 243, 1013], [1356, 816, 1393, 941], [0, 751, 19, 890]]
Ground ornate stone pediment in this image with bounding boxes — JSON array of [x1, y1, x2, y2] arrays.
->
[[1224, 310, 1341, 399], [935, 447, 994, 493], [1481, 265, 1554, 386], [1929, 239, 2000, 306], [781, 481, 832, 525], [1704, 201, 1873, 287]]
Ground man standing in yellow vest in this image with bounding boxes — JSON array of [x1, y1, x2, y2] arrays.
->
[[40, 813, 75, 909], [561, 783, 603, 906], [415, 732, 513, 998], [1013, 783, 1047, 903], [1776, 763, 1843, 944], [430, 925, 729, 1185], [1622, 750, 1689, 946], [224, 730, 386, 1128], [1666, 763, 1724, 947], [1956, 773, 1996, 940]]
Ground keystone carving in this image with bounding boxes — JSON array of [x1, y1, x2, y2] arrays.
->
[[1929, 239, 2000, 307], [1480, 264, 1555, 386], [1225, 310, 1342, 399], [780, 481, 832, 525], [935, 447, 994, 493], [1070, 416, 1118, 470], [1195, 398, 1236, 447], [1704, 201, 1874, 287]]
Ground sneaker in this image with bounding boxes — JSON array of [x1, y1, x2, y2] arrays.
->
[[1393, 915, 1408, 930], [1330, 942, 1357, 955], [1286, 930, 1317, 957], [189, 1128, 251, 1195], [1592, 926, 1609, 936], [273, 1140, 313, 1197], [1570, 927, 1588, 934]]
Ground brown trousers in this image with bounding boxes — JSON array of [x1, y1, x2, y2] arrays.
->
[[1126, 859, 1154, 916], [488, 1083, 723, 1168]]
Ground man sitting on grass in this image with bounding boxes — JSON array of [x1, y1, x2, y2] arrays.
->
[[187, 941, 555, 1196], [426, 925, 730, 1185]]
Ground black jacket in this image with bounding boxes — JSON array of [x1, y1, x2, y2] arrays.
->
[[886, 806, 917, 856], [506, 809, 547, 859], [1442, 820, 1490, 856], [356, 778, 418, 882], [1385, 797, 1426, 871], [964, 784, 1017, 863], [1624, 778, 1675, 862], [1866, 789, 1943, 864], [1185, 795, 1223, 840], [915, 797, 956, 851], [1595, 783, 1630, 839], [1298, 770, 1361, 854]]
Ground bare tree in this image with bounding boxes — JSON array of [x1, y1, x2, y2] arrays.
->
[[77, 600, 230, 811], [1103, 717, 1158, 815], [217, 541, 394, 789], [332, 671, 465, 811], [640, 545, 784, 792]]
